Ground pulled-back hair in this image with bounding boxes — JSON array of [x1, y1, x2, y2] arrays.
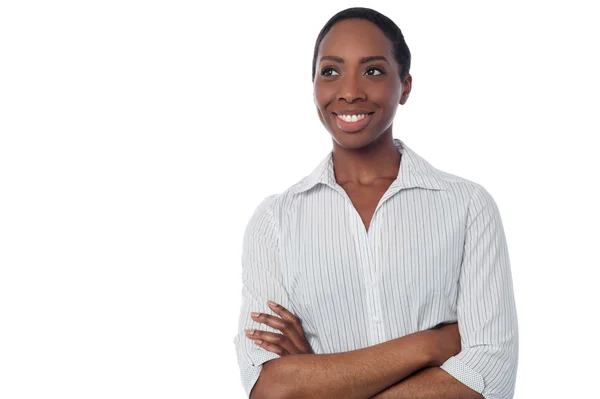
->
[[312, 7, 411, 83]]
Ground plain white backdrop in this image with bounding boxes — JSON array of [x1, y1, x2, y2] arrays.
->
[[1, 0, 599, 397]]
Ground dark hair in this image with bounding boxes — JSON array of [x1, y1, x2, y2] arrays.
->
[[311, 7, 411, 83]]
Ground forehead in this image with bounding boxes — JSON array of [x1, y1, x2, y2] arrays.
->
[[318, 18, 394, 59]]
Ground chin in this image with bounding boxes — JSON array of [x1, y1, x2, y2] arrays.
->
[[328, 128, 381, 149]]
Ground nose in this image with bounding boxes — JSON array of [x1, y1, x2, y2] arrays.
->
[[337, 74, 366, 103]]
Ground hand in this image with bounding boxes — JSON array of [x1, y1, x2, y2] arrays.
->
[[427, 322, 462, 367], [245, 301, 314, 356]]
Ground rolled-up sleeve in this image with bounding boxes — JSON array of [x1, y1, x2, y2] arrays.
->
[[440, 184, 519, 399], [233, 194, 297, 398]]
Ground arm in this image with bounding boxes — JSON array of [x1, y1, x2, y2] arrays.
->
[[233, 195, 295, 398], [369, 367, 484, 399], [372, 185, 519, 399], [252, 330, 435, 399], [437, 185, 519, 399], [369, 185, 518, 399]]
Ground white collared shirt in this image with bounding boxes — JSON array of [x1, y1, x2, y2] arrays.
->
[[233, 138, 519, 399]]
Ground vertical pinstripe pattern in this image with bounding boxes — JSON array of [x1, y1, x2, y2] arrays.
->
[[233, 138, 519, 399]]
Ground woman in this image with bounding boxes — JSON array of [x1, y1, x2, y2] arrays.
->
[[234, 7, 518, 399]]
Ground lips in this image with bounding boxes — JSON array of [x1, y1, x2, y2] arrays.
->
[[332, 111, 375, 133]]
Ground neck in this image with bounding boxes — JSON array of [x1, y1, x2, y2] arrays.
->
[[331, 132, 401, 186]]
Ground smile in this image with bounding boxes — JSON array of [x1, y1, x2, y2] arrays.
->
[[336, 113, 370, 122], [333, 112, 375, 133]]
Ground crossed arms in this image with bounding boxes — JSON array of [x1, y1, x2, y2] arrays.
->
[[250, 325, 484, 399]]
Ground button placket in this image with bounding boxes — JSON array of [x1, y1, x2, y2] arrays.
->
[[369, 210, 386, 340], [336, 184, 387, 343], [340, 195, 378, 345]]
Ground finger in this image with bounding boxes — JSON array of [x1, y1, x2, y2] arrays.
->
[[251, 311, 307, 352], [249, 335, 288, 356], [255, 339, 286, 356], [268, 301, 305, 336], [245, 329, 298, 355], [267, 302, 313, 352]]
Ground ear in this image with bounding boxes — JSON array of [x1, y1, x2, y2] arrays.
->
[[399, 74, 412, 105]]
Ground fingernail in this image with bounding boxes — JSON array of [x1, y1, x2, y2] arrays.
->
[[246, 329, 255, 335], [254, 340, 262, 345], [268, 301, 278, 307], [251, 312, 260, 317]]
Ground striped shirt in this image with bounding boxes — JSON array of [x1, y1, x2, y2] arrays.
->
[[233, 138, 519, 399]]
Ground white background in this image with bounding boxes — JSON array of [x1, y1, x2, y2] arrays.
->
[[1, 1, 599, 398]]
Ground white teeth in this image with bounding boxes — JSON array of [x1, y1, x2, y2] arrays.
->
[[337, 113, 368, 123]]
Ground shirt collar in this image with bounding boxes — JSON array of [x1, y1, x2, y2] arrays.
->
[[289, 138, 448, 195]]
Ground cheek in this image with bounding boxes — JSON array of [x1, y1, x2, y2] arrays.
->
[[372, 85, 401, 110], [314, 84, 336, 113]]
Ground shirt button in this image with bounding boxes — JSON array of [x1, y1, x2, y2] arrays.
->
[[373, 316, 380, 323]]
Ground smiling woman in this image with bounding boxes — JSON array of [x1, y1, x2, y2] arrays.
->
[[312, 12, 411, 147], [233, 6, 518, 399]]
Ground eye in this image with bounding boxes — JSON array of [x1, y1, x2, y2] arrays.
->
[[321, 67, 340, 77], [365, 67, 385, 76]]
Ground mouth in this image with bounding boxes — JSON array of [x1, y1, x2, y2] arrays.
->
[[332, 112, 375, 133]]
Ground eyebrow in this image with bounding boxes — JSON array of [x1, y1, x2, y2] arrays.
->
[[319, 55, 390, 65]]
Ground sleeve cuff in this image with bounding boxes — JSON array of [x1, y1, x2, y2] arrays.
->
[[439, 355, 485, 394], [239, 348, 281, 398]]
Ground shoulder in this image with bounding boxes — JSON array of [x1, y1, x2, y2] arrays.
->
[[434, 167, 481, 191], [428, 166, 488, 199], [252, 193, 280, 216], [243, 193, 281, 244], [428, 166, 501, 217], [436, 169, 502, 224]]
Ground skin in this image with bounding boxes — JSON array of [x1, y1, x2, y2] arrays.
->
[[246, 303, 476, 399], [313, 18, 412, 188], [245, 301, 314, 356]]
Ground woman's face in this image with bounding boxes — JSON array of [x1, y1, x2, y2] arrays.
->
[[313, 18, 411, 148]]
